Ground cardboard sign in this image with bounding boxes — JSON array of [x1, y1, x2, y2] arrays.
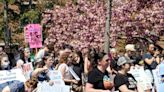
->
[[37, 81, 70, 92], [0, 69, 26, 84], [48, 70, 65, 85], [22, 63, 34, 80], [24, 24, 42, 48]]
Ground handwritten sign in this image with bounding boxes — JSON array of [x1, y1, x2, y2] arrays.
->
[[24, 24, 42, 48], [22, 63, 33, 80], [0, 69, 26, 84], [128, 66, 152, 91], [48, 70, 65, 85], [37, 81, 70, 92]]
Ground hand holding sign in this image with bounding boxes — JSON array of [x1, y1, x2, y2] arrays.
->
[[49, 80, 54, 86], [37, 81, 70, 92], [47, 70, 65, 85]]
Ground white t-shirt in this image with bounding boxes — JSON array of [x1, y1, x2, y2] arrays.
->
[[35, 49, 45, 60], [58, 63, 72, 80]]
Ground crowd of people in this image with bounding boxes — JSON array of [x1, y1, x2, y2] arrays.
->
[[0, 43, 163, 92]]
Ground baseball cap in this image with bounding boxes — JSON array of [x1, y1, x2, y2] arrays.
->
[[117, 56, 133, 66]]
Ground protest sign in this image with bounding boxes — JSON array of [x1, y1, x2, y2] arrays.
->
[[37, 81, 70, 92], [0, 69, 26, 84], [22, 63, 33, 80], [153, 62, 164, 92], [152, 68, 160, 92], [48, 70, 65, 85], [24, 24, 42, 48], [128, 66, 152, 91]]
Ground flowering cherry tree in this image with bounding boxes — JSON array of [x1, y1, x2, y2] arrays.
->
[[111, 0, 164, 46], [43, 0, 107, 51], [42, 0, 163, 51]]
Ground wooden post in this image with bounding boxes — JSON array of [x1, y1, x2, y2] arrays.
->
[[104, 0, 113, 54], [35, 48, 38, 54]]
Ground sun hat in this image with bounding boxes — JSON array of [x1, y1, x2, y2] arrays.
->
[[125, 44, 136, 51], [110, 48, 117, 53]]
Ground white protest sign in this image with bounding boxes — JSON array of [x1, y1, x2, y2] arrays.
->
[[158, 62, 164, 92], [22, 62, 34, 80], [153, 62, 164, 92], [48, 70, 65, 85], [128, 66, 152, 91], [37, 81, 70, 92], [0, 69, 26, 84], [152, 68, 160, 92]]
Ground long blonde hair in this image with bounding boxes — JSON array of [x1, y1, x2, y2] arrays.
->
[[55, 52, 70, 70]]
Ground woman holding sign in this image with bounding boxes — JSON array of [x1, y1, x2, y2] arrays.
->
[[86, 52, 113, 92], [31, 53, 54, 85], [70, 51, 84, 92], [0, 53, 25, 92], [56, 52, 79, 85]]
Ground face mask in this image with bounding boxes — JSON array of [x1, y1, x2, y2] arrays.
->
[[1, 62, 10, 69]]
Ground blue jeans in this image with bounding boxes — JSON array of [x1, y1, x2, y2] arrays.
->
[[0, 80, 24, 92]]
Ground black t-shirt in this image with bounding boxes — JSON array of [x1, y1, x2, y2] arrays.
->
[[114, 73, 137, 91], [73, 64, 83, 85], [88, 67, 112, 90]]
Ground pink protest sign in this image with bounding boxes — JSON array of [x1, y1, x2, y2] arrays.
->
[[24, 24, 42, 48]]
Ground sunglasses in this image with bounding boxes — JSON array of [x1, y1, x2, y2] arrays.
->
[[105, 59, 109, 62]]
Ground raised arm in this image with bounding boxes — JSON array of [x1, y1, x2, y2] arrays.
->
[[86, 83, 110, 92]]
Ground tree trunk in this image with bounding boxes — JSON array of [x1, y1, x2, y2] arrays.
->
[[3, 0, 9, 46], [104, 0, 112, 53], [29, 0, 32, 9]]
